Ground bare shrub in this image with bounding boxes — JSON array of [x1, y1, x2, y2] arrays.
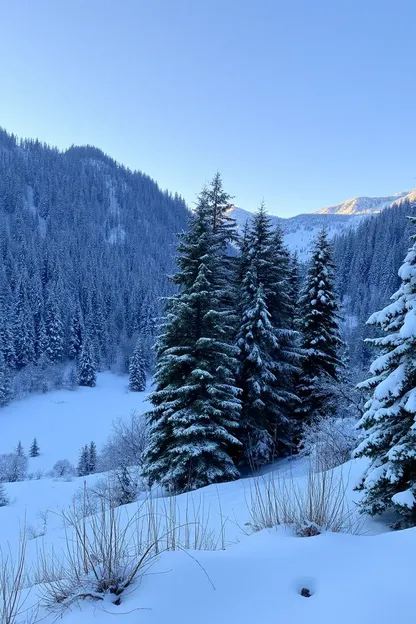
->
[[0, 454, 28, 483], [300, 416, 358, 470], [36, 491, 158, 610], [246, 462, 359, 536], [37, 487, 225, 611], [99, 411, 148, 472], [50, 459, 76, 480]]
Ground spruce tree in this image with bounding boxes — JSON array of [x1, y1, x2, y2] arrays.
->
[[15, 441, 24, 457], [143, 184, 241, 493], [69, 304, 84, 359], [354, 218, 416, 526], [129, 341, 146, 391], [236, 205, 300, 466], [0, 353, 11, 407], [77, 445, 89, 477], [88, 441, 97, 473], [45, 290, 64, 363], [296, 228, 344, 425], [29, 438, 40, 457], [77, 339, 97, 387]]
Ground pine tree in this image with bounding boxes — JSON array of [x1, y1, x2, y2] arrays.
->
[[296, 228, 344, 425], [143, 184, 242, 493], [45, 290, 64, 363], [236, 205, 300, 466], [15, 441, 24, 457], [354, 218, 416, 526], [77, 339, 97, 387], [77, 444, 89, 477], [88, 441, 97, 473], [129, 341, 146, 391], [0, 353, 11, 407], [69, 304, 84, 359], [29, 438, 40, 457]]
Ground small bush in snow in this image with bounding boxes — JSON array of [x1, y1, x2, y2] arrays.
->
[[51, 460, 76, 479], [0, 453, 28, 483], [300, 416, 358, 471], [99, 411, 148, 472], [0, 483, 10, 507]]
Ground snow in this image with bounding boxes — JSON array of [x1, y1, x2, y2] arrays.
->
[[0, 376, 415, 624], [392, 488, 416, 509], [0, 372, 149, 472]]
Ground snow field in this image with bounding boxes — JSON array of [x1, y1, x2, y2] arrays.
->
[[0, 375, 414, 624]]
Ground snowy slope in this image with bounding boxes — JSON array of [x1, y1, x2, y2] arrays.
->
[[0, 376, 414, 624], [316, 190, 411, 215]]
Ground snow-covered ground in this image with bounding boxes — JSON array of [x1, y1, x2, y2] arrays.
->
[[0, 372, 149, 472], [0, 375, 414, 624]]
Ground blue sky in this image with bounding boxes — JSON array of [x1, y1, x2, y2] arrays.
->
[[0, 0, 415, 216]]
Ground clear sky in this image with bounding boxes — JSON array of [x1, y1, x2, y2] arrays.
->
[[0, 0, 415, 216]]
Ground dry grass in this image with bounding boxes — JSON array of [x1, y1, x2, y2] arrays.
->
[[246, 461, 360, 536], [0, 530, 37, 624], [35, 484, 226, 611]]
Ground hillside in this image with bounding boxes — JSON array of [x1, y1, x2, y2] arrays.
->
[[0, 129, 188, 398]]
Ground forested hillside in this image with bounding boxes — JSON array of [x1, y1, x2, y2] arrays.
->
[[334, 198, 416, 372], [0, 128, 188, 400]]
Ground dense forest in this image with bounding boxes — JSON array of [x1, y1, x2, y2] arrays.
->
[[0, 128, 188, 399]]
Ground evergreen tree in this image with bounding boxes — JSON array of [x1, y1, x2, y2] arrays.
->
[[0, 353, 11, 407], [114, 464, 137, 505], [15, 441, 24, 457], [45, 290, 64, 363], [29, 437, 40, 457], [129, 340, 146, 391], [77, 444, 89, 477], [77, 339, 97, 387], [88, 441, 97, 473], [69, 304, 84, 359], [236, 205, 300, 466], [143, 185, 242, 493], [296, 228, 344, 425], [354, 218, 416, 526], [0, 483, 9, 507]]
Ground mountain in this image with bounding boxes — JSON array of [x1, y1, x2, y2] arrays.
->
[[0, 128, 188, 398], [231, 207, 365, 260], [231, 189, 416, 260], [316, 191, 412, 215]]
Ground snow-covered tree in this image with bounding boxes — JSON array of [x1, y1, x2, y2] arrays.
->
[[88, 441, 97, 473], [45, 290, 64, 363], [15, 441, 24, 457], [296, 228, 344, 425], [77, 445, 89, 477], [113, 464, 137, 506], [69, 304, 84, 360], [0, 353, 11, 407], [29, 437, 40, 457], [143, 182, 241, 493], [77, 339, 96, 387], [236, 205, 300, 466], [129, 341, 146, 392], [0, 483, 9, 506], [354, 217, 416, 526]]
